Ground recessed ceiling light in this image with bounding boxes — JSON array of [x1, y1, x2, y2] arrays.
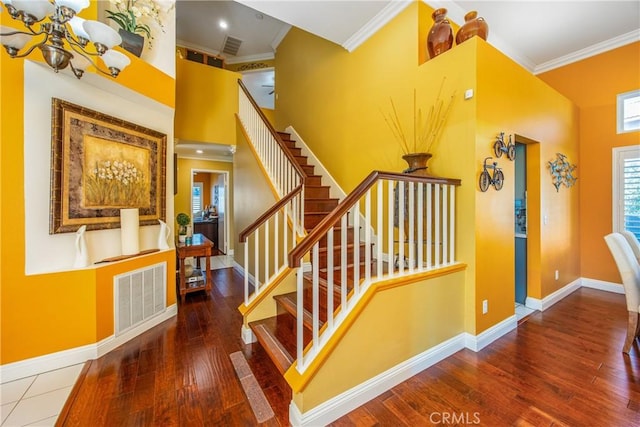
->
[[219, 20, 228, 30], [196, 149, 203, 154]]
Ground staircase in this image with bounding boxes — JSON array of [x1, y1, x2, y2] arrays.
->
[[248, 131, 366, 374], [237, 80, 461, 381]]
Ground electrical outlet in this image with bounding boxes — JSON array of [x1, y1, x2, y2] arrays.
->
[[482, 300, 488, 314], [555, 270, 559, 280]]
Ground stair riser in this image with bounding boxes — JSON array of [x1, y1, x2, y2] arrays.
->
[[305, 186, 330, 198], [283, 140, 296, 149], [305, 199, 339, 212], [288, 147, 302, 157], [301, 165, 315, 175], [317, 245, 367, 268], [294, 156, 308, 166], [305, 213, 329, 229], [319, 227, 356, 246], [304, 176, 322, 186], [277, 132, 291, 141]]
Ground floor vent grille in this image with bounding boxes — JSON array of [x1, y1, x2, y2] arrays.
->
[[115, 262, 166, 336]]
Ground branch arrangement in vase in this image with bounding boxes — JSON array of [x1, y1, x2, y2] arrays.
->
[[382, 78, 456, 155]]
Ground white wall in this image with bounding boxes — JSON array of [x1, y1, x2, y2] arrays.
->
[[23, 61, 175, 275]]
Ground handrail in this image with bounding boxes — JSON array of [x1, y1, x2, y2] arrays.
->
[[239, 184, 304, 242], [289, 170, 461, 266], [237, 79, 307, 181]]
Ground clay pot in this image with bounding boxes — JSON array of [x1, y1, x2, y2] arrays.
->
[[427, 8, 453, 59], [455, 11, 488, 45]]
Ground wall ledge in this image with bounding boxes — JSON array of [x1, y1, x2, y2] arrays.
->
[[0, 304, 177, 384]]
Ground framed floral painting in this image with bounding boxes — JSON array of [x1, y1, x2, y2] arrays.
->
[[50, 98, 166, 233]]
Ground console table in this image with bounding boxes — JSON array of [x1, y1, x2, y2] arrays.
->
[[176, 233, 213, 303]]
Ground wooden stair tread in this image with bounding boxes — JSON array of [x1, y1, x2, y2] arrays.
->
[[249, 319, 294, 374], [274, 292, 323, 331]]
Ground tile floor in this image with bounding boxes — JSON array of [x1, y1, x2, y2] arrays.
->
[[515, 302, 536, 321], [0, 363, 83, 426], [1, 255, 235, 427]]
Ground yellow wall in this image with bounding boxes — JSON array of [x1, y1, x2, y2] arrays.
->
[[538, 42, 640, 284], [0, 4, 176, 365], [287, 268, 466, 412], [274, 2, 580, 339], [233, 120, 280, 268], [175, 158, 234, 251], [175, 58, 241, 145]]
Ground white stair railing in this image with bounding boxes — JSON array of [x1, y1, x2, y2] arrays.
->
[[237, 80, 306, 306], [288, 171, 461, 373]]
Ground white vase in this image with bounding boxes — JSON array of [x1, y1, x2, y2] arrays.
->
[[157, 219, 171, 249], [73, 225, 89, 268]]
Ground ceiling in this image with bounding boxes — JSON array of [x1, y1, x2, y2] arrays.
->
[[175, 0, 640, 160]]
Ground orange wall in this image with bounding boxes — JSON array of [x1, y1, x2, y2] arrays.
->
[[539, 42, 640, 283], [475, 40, 580, 332]]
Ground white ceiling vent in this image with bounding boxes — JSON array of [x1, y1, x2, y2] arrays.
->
[[222, 35, 243, 56]]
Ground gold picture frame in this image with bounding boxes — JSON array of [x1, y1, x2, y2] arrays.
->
[[50, 98, 166, 234]]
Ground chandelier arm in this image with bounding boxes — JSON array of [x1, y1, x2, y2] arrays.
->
[[6, 33, 49, 59], [67, 37, 100, 57]]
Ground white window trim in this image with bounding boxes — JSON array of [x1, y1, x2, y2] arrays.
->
[[613, 145, 640, 233], [617, 89, 640, 134]]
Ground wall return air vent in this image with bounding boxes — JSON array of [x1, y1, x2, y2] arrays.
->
[[222, 35, 243, 56]]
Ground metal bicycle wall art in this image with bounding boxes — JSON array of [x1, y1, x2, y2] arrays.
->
[[479, 157, 504, 192], [548, 152, 577, 191], [494, 132, 516, 161]]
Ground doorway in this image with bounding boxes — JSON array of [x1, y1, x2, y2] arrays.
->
[[514, 143, 527, 304], [191, 169, 230, 257]]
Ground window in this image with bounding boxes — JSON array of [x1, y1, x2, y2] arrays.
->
[[613, 146, 640, 239], [192, 183, 203, 216], [617, 90, 640, 134]]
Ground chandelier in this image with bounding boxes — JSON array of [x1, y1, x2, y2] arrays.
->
[[0, 0, 130, 79]]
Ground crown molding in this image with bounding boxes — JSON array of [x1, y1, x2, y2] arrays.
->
[[342, 0, 412, 52], [271, 24, 292, 52], [177, 39, 223, 57], [225, 52, 275, 65], [534, 29, 640, 74]]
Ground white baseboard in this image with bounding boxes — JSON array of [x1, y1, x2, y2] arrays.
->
[[289, 334, 466, 426], [525, 278, 582, 311], [97, 304, 177, 357], [0, 304, 177, 384], [581, 277, 624, 294], [233, 261, 257, 286], [464, 315, 517, 352], [241, 325, 257, 344]]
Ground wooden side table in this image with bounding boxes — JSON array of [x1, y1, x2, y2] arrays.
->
[[176, 233, 213, 303]]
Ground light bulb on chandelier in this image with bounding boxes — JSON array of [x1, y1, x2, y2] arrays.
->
[[0, 0, 130, 79]]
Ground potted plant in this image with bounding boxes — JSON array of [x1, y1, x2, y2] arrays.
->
[[176, 212, 190, 243], [105, 0, 165, 56]]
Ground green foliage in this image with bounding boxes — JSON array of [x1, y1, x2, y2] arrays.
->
[[176, 213, 191, 227]]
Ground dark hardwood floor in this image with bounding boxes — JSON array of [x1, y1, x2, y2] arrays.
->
[[332, 288, 640, 426], [59, 270, 640, 426]]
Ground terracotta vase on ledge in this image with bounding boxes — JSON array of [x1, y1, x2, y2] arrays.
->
[[427, 8, 453, 59], [456, 11, 489, 45]]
